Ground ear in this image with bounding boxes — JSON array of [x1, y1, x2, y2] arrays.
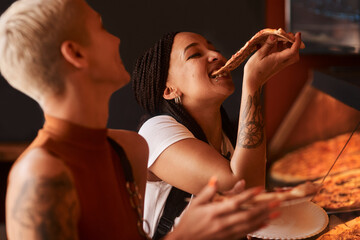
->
[[60, 40, 88, 69], [163, 85, 179, 100]]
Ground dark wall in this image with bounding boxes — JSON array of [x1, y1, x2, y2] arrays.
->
[[0, 0, 265, 141]]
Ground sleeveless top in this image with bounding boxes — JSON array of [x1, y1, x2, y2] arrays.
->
[[25, 115, 144, 240]]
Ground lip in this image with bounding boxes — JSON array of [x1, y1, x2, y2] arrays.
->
[[210, 72, 231, 82], [208, 61, 227, 78]]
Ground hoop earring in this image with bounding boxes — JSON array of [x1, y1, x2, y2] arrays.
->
[[174, 95, 182, 105]]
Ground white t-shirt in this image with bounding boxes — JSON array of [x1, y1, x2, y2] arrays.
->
[[139, 115, 234, 237]]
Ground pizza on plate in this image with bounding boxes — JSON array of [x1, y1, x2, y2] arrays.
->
[[212, 28, 305, 77], [312, 168, 360, 211], [316, 216, 360, 240], [270, 131, 360, 184]]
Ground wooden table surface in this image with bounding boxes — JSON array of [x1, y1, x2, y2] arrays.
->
[[0, 142, 29, 162]]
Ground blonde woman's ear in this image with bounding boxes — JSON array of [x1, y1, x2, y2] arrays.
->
[[60, 40, 87, 69]]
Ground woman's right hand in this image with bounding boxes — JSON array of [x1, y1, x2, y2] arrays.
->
[[243, 32, 302, 91], [166, 178, 280, 240]]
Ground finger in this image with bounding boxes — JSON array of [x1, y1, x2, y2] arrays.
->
[[211, 186, 264, 216], [288, 32, 295, 38], [221, 202, 281, 238], [232, 179, 246, 193], [290, 32, 301, 52], [274, 32, 301, 64], [257, 35, 277, 57], [191, 176, 218, 206], [215, 203, 271, 239], [223, 179, 246, 196]]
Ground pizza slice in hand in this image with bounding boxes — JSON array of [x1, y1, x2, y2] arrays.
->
[[212, 28, 306, 77], [213, 181, 321, 208], [251, 181, 321, 205]]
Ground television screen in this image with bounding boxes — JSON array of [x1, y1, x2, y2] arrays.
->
[[286, 0, 360, 54]]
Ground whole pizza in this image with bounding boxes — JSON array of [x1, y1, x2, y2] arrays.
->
[[312, 169, 360, 211], [316, 216, 360, 239], [270, 131, 360, 183]]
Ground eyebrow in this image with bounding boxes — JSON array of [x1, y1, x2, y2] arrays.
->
[[183, 42, 199, 55], [183, 40, 215, 55]]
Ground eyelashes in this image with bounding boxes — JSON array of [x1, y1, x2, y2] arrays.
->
[[186, 53, 202, 60], [186, 50, 221, 61]]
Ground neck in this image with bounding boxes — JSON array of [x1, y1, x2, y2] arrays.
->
[[186, 104, 223, 151], [40, 78, 113, 129]]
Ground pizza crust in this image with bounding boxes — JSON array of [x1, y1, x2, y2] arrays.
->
[[212, 28, 305, 77], [252, 181, 320, 204], [214, 181, 320, 208]]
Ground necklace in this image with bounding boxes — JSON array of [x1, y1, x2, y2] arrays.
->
[[210, 132, 231, 160]]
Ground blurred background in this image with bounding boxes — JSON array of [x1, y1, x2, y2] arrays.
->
[[1, 0, 360, 239]]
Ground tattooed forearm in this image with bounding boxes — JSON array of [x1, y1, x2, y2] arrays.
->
[[12, 172, 78, 240], [238, 88, 264, 148]]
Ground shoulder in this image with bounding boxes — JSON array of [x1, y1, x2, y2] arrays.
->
[[107, 129, 149, 160], [107, 129, 148, 195], [9, 147, 74, 186], [139, 115, 194, 140], [139, 115, 185, 131], [6, 147, 79, 239]]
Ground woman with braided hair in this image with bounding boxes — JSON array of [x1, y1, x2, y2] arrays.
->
[[132, 31, 302, 238]]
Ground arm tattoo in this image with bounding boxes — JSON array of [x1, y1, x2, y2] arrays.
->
[[12, 172, 78, 240], [238, 88, 264, 148]]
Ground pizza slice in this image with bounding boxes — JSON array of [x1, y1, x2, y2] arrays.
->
[[214, 181, 320, 208], [212, 28, 306, 77], [251, 181, 320, 204]]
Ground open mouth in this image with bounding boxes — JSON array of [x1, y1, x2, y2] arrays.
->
[[209, 71, 229, 79]]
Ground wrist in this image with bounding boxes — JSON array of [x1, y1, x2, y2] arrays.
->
[[242, 74, 263, 93]]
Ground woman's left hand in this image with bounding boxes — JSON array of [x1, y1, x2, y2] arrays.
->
[[243, 32, 302, 90]]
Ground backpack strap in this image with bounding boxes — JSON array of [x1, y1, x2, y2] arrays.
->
[[152, 187, 191, 240]]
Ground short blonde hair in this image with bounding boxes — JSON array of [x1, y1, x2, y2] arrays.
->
[[0, 0, 87, 100]]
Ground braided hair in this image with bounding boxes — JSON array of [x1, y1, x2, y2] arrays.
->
[[132, 32, 236, 146]]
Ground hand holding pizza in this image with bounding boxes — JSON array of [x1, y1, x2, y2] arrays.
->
[[243, 32, 302, 90], [171, 178, 280, 240]]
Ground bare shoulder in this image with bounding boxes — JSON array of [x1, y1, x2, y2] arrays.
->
[[6, 147, 79, 240], [108, 129, 148, 195], [108, 129, 149, 161]]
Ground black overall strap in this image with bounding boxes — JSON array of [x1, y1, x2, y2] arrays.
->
[[107, 137, 134, 182], [152, 187, 191, 240]]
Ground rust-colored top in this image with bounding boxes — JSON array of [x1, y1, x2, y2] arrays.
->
[[26, 115, 144, 240]]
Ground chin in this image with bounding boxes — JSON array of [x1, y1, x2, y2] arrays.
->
[[221, 81, 235, 94]]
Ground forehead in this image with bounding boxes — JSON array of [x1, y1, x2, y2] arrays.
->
[[78, 0, 98, 22], [173, 32, 209, 50]]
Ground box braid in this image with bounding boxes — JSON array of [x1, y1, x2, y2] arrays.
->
[[132, 31, 236, 147], [131, 32, 237, 239]]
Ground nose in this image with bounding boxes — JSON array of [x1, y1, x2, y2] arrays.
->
[[208, 50, 222, 62]]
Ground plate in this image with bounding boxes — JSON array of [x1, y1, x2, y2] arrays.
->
[[248, 201, 329, 239]]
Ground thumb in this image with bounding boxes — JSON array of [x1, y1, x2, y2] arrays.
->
[[191, 176, 218, 206], [258, 35, 277, 56]]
